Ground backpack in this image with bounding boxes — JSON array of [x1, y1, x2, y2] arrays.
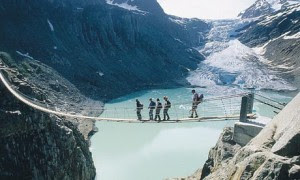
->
[[137, 102, 143, 110], [157, 102, 163, 109], [197, 94, 204, 104], [166, 100, 171, 108], [150, 101, 156, 109]]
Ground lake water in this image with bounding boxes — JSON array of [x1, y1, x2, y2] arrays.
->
[[90, 87, 293, 180]]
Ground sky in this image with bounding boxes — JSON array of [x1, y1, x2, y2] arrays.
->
[[157, 0, 256, 19]]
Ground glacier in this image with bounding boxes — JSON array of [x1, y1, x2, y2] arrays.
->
[[187, 20, 297, 93]]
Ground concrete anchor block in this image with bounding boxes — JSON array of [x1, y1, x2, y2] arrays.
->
[[233, 122, 264, 146]]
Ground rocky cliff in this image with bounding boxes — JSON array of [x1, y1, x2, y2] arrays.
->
[[0, 63, 96, 179], [173, 93, 300, 180], [0, 0, 210, 101]]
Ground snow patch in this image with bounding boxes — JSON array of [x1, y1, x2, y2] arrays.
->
[[267, 0, 300, 11], [174, 38, 183, 43], [16, 51, 34, 60], [97, 71, 104, 77], [6, 110, 22, 115], [283, 31, 300, 39], [47, 19, 54, 32], [169, 17, 186, 25], [57, 123, 73, 134], [106, 0, 147, 14]]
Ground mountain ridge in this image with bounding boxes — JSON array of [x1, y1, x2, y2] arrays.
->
[[0, 0, 210, 101]]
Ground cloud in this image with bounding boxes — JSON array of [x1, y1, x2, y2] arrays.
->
[[157, 0, 256, 19]]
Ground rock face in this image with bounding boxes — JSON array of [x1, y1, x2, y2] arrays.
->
[[200, 127, 242, 179], [0, 68, 96, 179], [238, 4, 300, 88], [0, 0, 210, 101], [197, 93, 300, 180]]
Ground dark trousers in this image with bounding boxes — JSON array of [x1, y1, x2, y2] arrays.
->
[[137, 109, 142, 120], [155, 110, 161, 121], [163, 109, 170, 120], [149, 109, 154, 120]]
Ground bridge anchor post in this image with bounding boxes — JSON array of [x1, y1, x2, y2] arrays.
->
[[240, 93, 254, 122]]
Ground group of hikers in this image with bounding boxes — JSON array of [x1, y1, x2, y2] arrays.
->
[[135, 89, 204, 121]]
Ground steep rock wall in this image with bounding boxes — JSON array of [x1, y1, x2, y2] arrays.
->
[[0, 70, 96, 179]]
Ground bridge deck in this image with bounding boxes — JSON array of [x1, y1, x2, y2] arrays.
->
[[97, 114, 256, 123]]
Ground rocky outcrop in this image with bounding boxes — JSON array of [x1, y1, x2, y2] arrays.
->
[[200, 127, 242, 179], [0, 67, 96, 179], [0, 54, 103, 140]]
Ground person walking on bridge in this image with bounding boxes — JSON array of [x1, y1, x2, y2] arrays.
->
[[189, 89, 203, 118], [155, 98, 162, 121], [163, 96, 171, 121], [148, 98, 156, 120], [136, 99, 143, 120]]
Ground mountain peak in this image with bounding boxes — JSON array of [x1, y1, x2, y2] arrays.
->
[[239, 0, 300, 19]]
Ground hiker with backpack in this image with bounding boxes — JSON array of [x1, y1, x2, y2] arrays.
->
[[136, 99, 143, 120], [154, 98, 163, 121], [189, 89, 204, 118], [148, 98, 156, 120], [163, 96, 171, 121]]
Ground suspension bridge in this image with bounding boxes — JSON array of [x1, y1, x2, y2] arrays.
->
[[0, 64, 286, 123]]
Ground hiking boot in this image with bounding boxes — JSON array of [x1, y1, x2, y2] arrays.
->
[[189, 115, 194, 118]]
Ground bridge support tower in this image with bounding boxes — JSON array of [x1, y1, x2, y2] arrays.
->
[[240, 93, 254, 122]]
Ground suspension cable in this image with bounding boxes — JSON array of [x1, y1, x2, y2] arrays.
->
[[254, 98, 283, 110], [255, 93, 286, 106]]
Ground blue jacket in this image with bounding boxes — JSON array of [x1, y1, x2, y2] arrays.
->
[[149, 101, 156, 110]]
